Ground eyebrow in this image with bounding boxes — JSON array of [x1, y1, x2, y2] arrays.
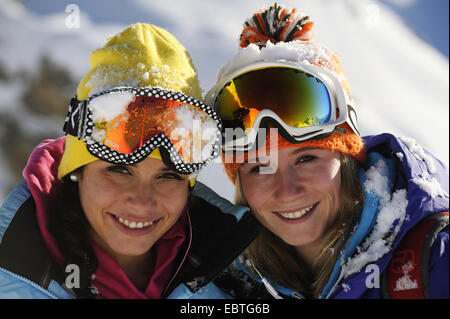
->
[[111, 163, 136, 167], [114, 163, 179, 174], [291, 147, 319, 155], [248, 147, 319, 160], [159, 167, 180, 173]]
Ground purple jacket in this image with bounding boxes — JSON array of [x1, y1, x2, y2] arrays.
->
[[227, 133, 449, 299], [322, 133, 449, 299]]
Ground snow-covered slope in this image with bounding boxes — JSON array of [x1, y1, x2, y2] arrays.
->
[[0, 0, 448, 202]]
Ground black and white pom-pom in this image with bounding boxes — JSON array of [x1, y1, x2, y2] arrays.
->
[[240, 3, 314, 48]]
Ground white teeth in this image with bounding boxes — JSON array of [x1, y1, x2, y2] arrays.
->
[[115, 216, 154, 229], [277, 204, 314, 220]]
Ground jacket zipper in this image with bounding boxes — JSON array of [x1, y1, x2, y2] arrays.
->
[[0, 266, 60, 298]]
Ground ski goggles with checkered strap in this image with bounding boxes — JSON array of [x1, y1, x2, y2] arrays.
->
[[64, 87, 222, 174], [205, 61, 359, 153]]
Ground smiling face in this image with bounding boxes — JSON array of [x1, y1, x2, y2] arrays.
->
[[239, 147, 342, 250], [76, 157, 189, 260]]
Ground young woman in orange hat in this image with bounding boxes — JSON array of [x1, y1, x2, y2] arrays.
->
[[207, 3, 449, 299]]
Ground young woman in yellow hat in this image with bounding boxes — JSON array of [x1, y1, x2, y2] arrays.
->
[[0, 23, 261, 299], [208, 4, 449, 299]]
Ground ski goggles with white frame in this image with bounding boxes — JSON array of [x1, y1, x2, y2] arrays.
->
[[205, 61, 359, 153], [63, 86, 222, 174]]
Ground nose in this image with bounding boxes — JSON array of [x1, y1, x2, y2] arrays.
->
[[125, 181, 157, 210], [272, 167, 305, 202]]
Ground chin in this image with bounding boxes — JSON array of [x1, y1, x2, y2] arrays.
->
[[279, 230, 322, 247], [109, 239, 154, 257], [281, 236, 306, 247]]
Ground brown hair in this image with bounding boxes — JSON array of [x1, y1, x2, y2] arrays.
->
[[236, 153, 364, 298], [49, 168, 98, 298]]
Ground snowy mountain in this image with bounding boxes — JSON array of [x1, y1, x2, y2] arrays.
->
[[0, 0, 448, 202]]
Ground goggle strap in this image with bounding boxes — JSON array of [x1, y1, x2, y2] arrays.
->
[[79, 100, 89, 140], [63, 97, 87, 139], [347, 104, 360, 136], [62, 97, 76, 135]]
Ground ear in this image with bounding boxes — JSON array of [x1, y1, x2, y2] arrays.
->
[[66, 167, 84, 183]]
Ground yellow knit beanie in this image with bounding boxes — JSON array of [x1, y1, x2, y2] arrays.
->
[[58, 23, 202, 186]]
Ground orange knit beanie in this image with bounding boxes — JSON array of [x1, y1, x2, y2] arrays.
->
[[221, 3, 366, 184]]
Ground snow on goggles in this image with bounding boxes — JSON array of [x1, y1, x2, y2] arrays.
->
[[63, 87, 222, 174], [205, 62, 359, 153]]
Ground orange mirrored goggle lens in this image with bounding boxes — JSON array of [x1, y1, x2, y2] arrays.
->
[[102, 96, 178, 154], [93, 96, 216, 163]]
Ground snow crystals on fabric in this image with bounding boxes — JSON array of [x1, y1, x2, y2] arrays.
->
[[89, 285, 100, 296], [440, 238, 445, 257], [393, 261, 418, 291], [85, 63, 188, 98], [342, 159, 408, 277], [186, 276, 207, 291], [342, 283, 351, 293], [412, 174, 449, 198], [217, 40, 336, 83], [86, 64, 141, 96], [398, 136, 448, 199], [398, 136, 436, 174]]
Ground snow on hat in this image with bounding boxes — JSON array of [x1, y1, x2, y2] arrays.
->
[[58, 23, 202, 186], [219, 3, 366, 184]]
